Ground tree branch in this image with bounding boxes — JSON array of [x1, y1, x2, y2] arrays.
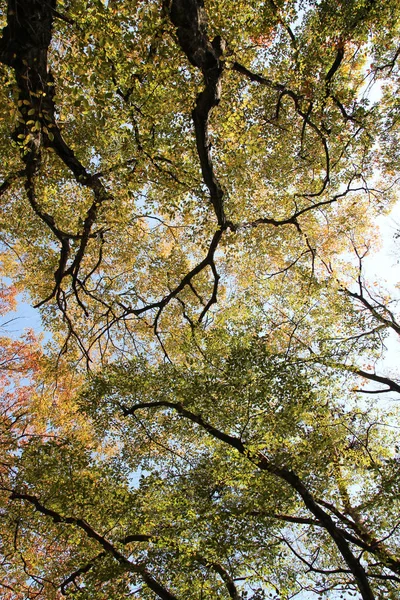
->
[[122, 399, 375, 600], [8, 491, 179, 600], [166, 0, 226, 226]]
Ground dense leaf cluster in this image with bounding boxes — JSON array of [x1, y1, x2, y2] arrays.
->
[[0, 0, 400, 598]]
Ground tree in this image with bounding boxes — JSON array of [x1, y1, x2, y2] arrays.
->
[[0, 0, 399, 598]]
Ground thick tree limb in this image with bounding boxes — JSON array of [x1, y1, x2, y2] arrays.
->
[[0, 0, 109, 309], [195, 554, 240, 600], [325, 42, 345, 86], [166, 0, 226, 226]]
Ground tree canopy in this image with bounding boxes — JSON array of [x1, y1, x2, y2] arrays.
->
[[0, 0, 400, 598]]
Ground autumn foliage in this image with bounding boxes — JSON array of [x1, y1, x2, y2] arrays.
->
[[0, 0, 400, 599]]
